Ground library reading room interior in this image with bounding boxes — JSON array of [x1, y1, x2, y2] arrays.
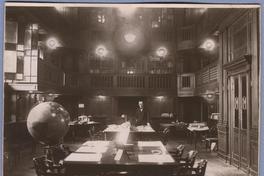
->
[[4, 4, 260, 176]]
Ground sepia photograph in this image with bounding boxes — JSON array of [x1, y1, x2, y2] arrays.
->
[[3, 2, 261, 176]]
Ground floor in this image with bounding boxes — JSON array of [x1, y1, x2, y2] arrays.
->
[[5, 135, 247, 176]]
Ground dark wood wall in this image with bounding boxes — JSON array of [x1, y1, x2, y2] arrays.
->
[[178, 97, 202, 122], [53, 95, 79, 120], [80, 96, 115, 121], [77, 96, 177, 124], [218, 9, 259, 176]]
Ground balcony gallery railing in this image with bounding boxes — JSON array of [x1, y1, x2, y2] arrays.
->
[[78, 74, 176, 89], [5, 59, 176, 91]]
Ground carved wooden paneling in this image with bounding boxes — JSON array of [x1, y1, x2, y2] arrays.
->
[[250, 128, 258, 141], [240, 130, 248, 167], [217, 123, 229, 160], [250, 128, 258, 173], [250, 140, 258, 173], [218, 130, 228, 155], [250, 9, 260, 130], [229, 12, 251, 62], [219, 9, 259, 176], [233, 129, 239, 155]]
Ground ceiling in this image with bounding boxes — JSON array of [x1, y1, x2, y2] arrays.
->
[[5, 6, 235, 53]]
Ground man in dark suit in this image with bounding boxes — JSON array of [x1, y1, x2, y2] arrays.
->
[[134, 101, 149, 126]]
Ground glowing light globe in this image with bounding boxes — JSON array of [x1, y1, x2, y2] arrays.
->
[[46, 37, 59, 49], [156, 47, 168, 57], [201, 39, 216, 51], [27, 102, 70, 146], [95, 45, 108, 57], [124, 33, 136, 43]]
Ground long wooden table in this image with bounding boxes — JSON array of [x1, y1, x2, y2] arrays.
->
[[103, 125, 157, 141], [64, 140, 177, 176]]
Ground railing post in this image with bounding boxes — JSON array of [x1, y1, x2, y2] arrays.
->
[[208, 67, 211, 82], [145, 75, 149, 89], [113, 75, 117, 88]]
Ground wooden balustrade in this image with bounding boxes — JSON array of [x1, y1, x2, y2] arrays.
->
[[148, 75, 172, 89], [7, 59, 218, 94], [78, 74, 176, 90], [117, 75, 145, 88]]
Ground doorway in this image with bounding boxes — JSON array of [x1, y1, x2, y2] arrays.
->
[[229, 73, 250, 171]]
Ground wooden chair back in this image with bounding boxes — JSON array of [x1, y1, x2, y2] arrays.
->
[[177, 159, 207, 176], [161, 127, 171, 145], [176, 144, 185, 158], [33, 155, 64, 176], [33, 156, 50, 176], [186, 150, 198, 167], [196, 160, 207, 176]]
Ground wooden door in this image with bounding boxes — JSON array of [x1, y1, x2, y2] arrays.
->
[[229, 73, 250, 171]]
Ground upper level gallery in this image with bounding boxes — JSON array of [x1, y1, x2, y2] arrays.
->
[[4, 6, 234, 96]]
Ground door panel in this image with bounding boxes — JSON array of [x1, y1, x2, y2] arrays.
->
[[241, 130, 247, 160], [233, 129, 239, 154], [229, 73, 250, 171]]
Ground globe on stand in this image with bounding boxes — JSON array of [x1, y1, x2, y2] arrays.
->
[[27, 101, 70, 146]]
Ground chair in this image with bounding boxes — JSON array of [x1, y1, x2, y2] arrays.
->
[[161, 127, 171, 145], [44, 145, 72, 165], [61, 145, 72, 155], [202, 126, 218, 151], [178, 150, 198, 168], [205, 137, 218, 151], [176, 159, 207, 176], [33, 156, 64, 176], [169, 144, 185, 160]]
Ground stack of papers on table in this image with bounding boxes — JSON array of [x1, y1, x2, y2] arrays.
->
[[138, 141, 162, 147], [136, 125, 154, 132], [138, 154, 174, 163], [104, 124, 131, 132], [68, 121, 77, 125], [65, 153, 102, 162], [187, 126, 209, 131], [82, 141, 109, 147], [75, 146, 108, 153]]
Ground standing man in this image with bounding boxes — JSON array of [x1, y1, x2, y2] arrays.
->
[[134, 101, 149, 126]]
